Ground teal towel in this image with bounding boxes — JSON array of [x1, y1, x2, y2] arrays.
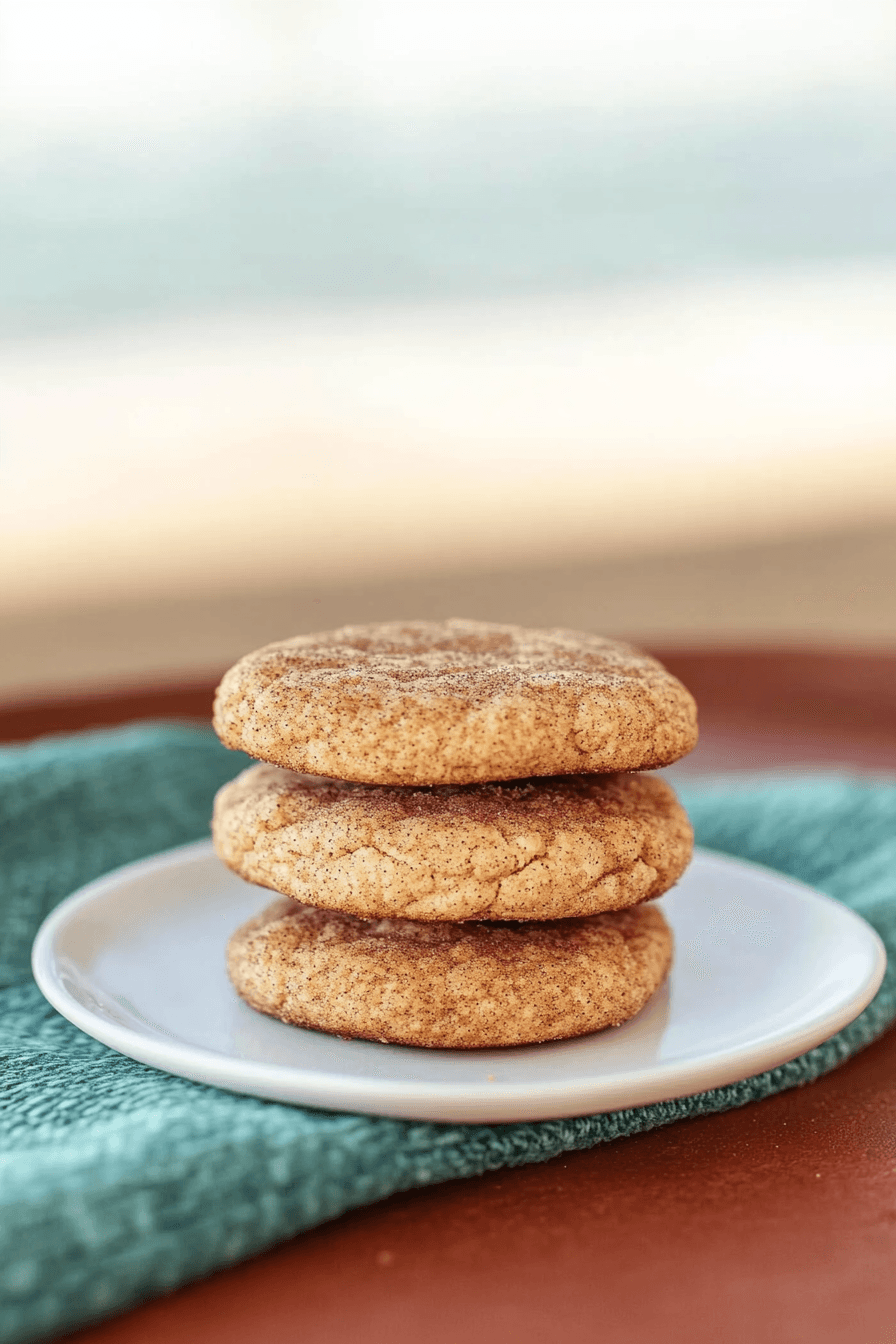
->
[[1, 725, 894, 1344]]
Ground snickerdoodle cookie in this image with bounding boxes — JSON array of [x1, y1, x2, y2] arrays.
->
[[227, 898, 672, 1048], [212, 619, 697, 785], [213, 765, 693, 921]]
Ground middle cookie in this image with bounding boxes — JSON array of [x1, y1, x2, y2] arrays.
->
[[213, 765, 693, 922]]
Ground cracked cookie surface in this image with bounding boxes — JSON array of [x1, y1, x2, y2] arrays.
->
[[212, 619, 698, 785], [213, 765, 693, 920], [227, 897, 673, 1047]]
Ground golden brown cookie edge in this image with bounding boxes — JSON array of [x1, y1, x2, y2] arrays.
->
[[212, 764, 694, 921], [226, 898, 673, 1049], [212, 619, 698, 784]]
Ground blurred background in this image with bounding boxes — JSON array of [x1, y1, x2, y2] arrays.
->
[[2, 0, 895, 700]]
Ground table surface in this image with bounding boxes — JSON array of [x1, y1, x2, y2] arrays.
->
[[7, 648, 896, 1344]]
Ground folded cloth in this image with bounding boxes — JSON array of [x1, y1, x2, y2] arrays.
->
[[1, 725, 894, 1344]]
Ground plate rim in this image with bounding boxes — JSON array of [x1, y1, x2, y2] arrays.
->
[[31, 840, 887, 1123]]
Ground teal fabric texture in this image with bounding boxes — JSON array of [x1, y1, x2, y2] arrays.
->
[[1, 724, 894, 1343]]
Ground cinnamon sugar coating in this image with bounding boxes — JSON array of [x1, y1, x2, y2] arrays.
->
[[227, 898, 672, 1048], [213, 765, 693, 921], [212, 619, 698, 785]]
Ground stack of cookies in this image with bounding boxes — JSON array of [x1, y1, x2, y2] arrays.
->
[[211, 620, 697, 1049]]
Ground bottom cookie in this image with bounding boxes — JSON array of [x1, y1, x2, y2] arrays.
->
[[227, 898, 672, 1049]]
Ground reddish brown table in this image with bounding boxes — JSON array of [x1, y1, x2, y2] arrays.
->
[[5, 649, 896, 1344]]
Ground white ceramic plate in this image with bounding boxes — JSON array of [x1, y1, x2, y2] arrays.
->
[[32, 842, 885, 1124]]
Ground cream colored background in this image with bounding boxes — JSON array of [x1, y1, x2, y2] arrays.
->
[[3, 265, 896, 698], [4, 265, 895, 615], [1, 521, 894, 700], [3, 1, 894, 698]]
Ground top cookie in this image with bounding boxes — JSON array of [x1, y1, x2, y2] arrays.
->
[[213, 619, 698, 785]]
